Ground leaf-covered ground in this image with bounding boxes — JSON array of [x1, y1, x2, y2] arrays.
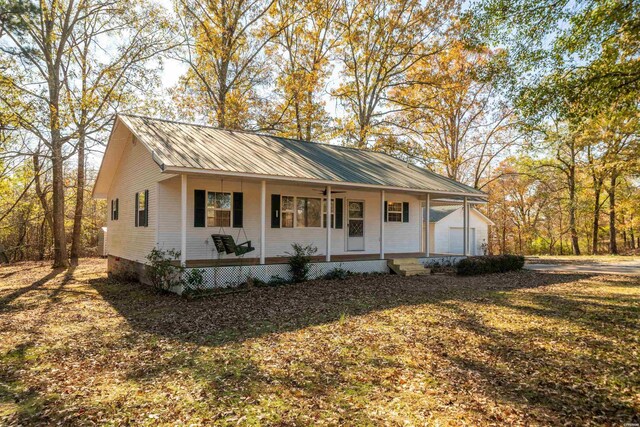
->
[[0, 259, 638, 426]]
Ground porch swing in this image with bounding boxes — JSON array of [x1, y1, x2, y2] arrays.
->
[[210, 180, 255, 257]]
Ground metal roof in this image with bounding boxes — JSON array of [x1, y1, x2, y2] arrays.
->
[[429, 206, 460, 222], [117, 114, 486, 196]]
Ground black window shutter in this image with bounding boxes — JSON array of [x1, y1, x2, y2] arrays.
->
[[403, 202, 409, 222], [194, 190, 206, 227], [384, 201, 388, 222], [271, 194, 280, 228], [144, 190, 149, 226], [115, 199, 119, 220], [335, 198, 343, 229], [111, 200, 114, 220], [233, 192, 243, 228], [134, 192, 139, 227]]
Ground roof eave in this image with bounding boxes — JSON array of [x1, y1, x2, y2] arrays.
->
[[161, 165, 488, 199]]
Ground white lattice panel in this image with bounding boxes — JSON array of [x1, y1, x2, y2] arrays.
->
[[182, 259, 389, 290]]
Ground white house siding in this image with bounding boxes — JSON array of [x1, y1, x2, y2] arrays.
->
[[105, 132, 163, 263], [432, 208, 489, 255], [156, 176, 423, 262]]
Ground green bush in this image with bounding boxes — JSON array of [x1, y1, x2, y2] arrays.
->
[[145, 247, 184, 290], [285, 243, 318, 282], [323, 267, 350, 280], [456, 254, 525, 276], [183, 268, 205, 292]]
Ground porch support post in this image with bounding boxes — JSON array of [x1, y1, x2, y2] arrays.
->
[[380, 190, 385, 259], [180, 174, 187, 266], [425, 193, 430, 257], [326, 185, 331, 262], [260, 180, 266, 265], [463, 196, 469, 256]]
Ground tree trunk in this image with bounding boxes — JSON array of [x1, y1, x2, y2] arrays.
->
[[609, 172, 618, 255], [568, 165, 581, 255], [70, 129, 85, 264], [591, 178, 602, 255], [33, 154, 54, 234]]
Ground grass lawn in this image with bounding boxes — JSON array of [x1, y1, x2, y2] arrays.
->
[[1, 259, 638, 426]]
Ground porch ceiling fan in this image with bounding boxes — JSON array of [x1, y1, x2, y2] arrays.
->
[[312, 188, 347, 195]]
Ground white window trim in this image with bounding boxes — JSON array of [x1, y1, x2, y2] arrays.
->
[[322, 197, 335, 228], [207, 191, 233, 228], [387, 201, 403, 222]]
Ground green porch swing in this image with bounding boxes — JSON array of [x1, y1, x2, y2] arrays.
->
[[210, 180, 255, 258]]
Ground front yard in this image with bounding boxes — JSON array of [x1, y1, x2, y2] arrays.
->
[[0, 259, 638, 425]]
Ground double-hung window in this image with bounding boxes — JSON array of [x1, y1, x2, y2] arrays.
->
[[387, 202, 403, 222], [296, 197, 322, 227], [281, 196, 295, 228], [207, 192, 231, 227]]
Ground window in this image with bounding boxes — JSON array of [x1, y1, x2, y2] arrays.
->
[[296, 197, 321, 227], [322, 198, 335, 228], [111, 198, 119, 220], [207, 192, 231, 227], [281, 196, 295, 228], [135, 191, 148, 227], [387, 202, 403, 222]]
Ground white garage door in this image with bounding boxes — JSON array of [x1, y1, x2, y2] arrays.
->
[[449, 227, 476, 255]]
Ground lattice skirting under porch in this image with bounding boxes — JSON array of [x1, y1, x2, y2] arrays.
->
[[180, 255, 466, 292], [183, 259, 390, 290]]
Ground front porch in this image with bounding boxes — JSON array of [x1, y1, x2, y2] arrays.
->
[[162, 172, 484, 268]]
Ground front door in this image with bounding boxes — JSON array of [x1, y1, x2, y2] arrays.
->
[[347, 200, 365, 251]]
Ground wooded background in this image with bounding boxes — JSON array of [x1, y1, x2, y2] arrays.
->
[[1, 0, 638, 267]]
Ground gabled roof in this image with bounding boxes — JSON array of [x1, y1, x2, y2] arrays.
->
[[429, 206, 460, 222], [94, 114, 488, 198], [429, 205, 494, 225]]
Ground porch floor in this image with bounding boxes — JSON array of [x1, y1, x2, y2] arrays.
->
[[185, 252, 458, 267]]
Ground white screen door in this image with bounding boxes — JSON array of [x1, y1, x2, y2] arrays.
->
[[347, 200, 365, 251]]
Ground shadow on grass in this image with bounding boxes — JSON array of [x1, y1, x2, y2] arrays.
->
[[88, 271, 640, 424], [89, 270, 587, 348]]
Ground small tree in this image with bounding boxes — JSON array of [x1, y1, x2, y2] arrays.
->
[[146, 248, 184, 291], [286, 243, 317, 282]]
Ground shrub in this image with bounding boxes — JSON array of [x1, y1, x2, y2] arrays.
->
[[145, 247, 184, 290], [285, 243, 318, 282], [268, 275, 290, 286], [456, 254, 525, 276], [324, 267, 350, 280], [183, 268, 205, 292]]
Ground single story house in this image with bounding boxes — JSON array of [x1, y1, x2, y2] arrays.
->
[[93, 114, 489, 289]]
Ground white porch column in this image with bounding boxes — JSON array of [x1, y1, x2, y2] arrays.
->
[[260, 180, 266, 265], [326, 185, 331, 262], [463, 196, 469, 256], [425, 193, 430, 257], [380, 190, 385, 259], [180, 174, 187, 266]]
